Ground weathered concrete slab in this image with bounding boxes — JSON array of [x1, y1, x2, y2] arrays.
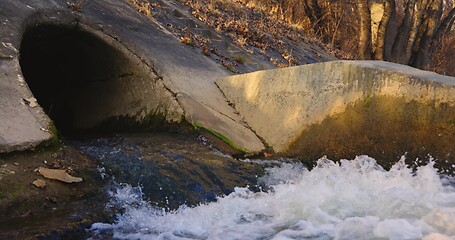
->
[[217, 60, 455, 162], [0, 56, 53, 152], [0, 0, 264, 153]]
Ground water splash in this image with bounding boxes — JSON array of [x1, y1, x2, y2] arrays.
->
[[90, 156, 455, 239]]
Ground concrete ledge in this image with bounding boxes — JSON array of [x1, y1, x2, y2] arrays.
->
[[0, 59, 52, 152], [217, 60, 455, 162], [0, 0, 265, 153]]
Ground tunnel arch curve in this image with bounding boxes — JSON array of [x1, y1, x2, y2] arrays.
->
[[19, 13, 183, 136]]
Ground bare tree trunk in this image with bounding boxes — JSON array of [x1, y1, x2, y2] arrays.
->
[[375, 0, 396, 60], [384, 0, 397, 61], [302, 0, 324, 35], [402, 0, 429, 64], [309, 0, 324, 34], [358, 0, 372, 59], [391, 0, 416, 63], [411, 0, 443, 68], [433, 7, 455, 40]]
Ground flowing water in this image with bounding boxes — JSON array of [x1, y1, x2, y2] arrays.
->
[[81, 134, 455, 240], [72, 133, 265, 211]]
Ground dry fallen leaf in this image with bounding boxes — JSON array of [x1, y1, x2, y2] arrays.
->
[[38, 167, 83, 183], [32, 179, 47, 188]]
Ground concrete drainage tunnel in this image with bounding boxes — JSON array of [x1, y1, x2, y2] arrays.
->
[[19, 24, 167, 136], [17, 23, 455, 172]]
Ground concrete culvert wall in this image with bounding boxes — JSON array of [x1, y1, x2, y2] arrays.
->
[[217, 61, 455, 168], [19, 24, 183, 135]]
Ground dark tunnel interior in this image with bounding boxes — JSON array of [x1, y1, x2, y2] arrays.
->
[[19, 24, 131, 136]]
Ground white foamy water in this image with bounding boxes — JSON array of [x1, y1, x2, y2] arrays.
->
[[91, 156, 455, 240]]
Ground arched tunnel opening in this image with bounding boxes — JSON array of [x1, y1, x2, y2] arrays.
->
[[19, 24, 173, 137]]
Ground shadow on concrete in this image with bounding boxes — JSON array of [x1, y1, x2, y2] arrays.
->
[[19, 24, 170, 136]]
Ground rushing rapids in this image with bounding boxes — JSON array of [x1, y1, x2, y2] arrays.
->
[[90, 155, 455, 240]]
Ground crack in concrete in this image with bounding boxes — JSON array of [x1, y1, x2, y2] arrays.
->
[[78, 16, 267, 151], [214, 82, 271, 151], [89, 72, 136, 83], [77, 22, 184, 115]]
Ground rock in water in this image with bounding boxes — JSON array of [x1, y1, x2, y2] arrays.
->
[[38, 167, 83, 183], [32, 179, 46, 188]]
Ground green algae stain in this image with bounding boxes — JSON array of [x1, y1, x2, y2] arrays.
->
[[35, 121, 63, 150], [193, 122, 249, 153], [89, 107, 183, 133]]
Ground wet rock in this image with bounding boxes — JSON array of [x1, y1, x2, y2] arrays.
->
[[32, 179, 46, 188], [38, 167, 83, 183]]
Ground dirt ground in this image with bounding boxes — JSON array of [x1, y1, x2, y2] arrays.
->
[[0, 143, 109, 239]]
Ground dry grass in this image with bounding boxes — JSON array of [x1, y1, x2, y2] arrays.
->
[[128, 0, 156, 17], [67, 0, 85, 12], [179, 0, 331, 67], [126, 0, 343, 69], [234, 35, 247, 47], [192, 34, 212, 55], [180, 36, 193, 45], [178, 0, 360, 67]]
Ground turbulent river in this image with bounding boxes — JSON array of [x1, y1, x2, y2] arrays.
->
[[81, 134, 455, 240]]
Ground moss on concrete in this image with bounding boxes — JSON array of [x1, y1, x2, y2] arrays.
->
[[287, 95, 455, 171], [35, 121, 62, 150], [193, 122, 249, 153], [84, 108, 182, 133]]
